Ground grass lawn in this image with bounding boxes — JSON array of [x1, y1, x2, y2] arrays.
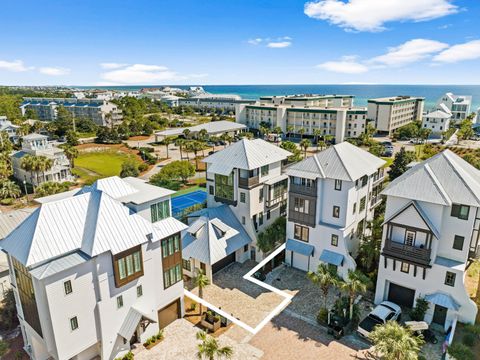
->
[[381, 157, 394, 168], [77, 132, 96, 138], [73, 150, 141, 184]]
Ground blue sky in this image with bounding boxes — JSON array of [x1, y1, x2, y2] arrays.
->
[[0, 0, 479, 85]]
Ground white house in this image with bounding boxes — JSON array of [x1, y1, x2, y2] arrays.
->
[[422, 109, 452, 135], [436, 92, 472, 122], [375, 150, 479, 330], [0, 116, 20, 143], [0, 177, 187, 360], [203, 139, 291, 261], [284, 142, 386, 279]]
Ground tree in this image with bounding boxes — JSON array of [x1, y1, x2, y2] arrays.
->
[[313, 129, 322, 150], [323, 134, 334, 147], [0, 289, 18, 331], [66, 130, 79, 146], [458, 119, 475, 140], [0, 179, 21, 200], [163, 136, 175, 159], [186, 140, 206, 170], [63, 145, 79, 168], [369, 141, 384, 157], [370, 321, 424, 360], [194, 269, 210, 316], [34, 181, 70, 198], [196, 331, 233, 360], [198, 129, 208, 142], [307, 264, 340, 310], [280, 141, 301, 162], [299, 139, 311, 158], [418, 128, 431, 143], [120, 160, 140, 178], [20, 154, 37, 185], [388, 147, 416, 181], [395, 122, 420, 140], [298, 127, 305, 139], [340, 269, 371, 320], [38, 156, 53, 183], [357, 235, 381, 272], [286, 125, 294, 140], [183, 128, 191, 139], [256, 217, 286, 253], [150, 160, 195, 185], [176, 138, 187, 160], [0, 340, 8, 357]]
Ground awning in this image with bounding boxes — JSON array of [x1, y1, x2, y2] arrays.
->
[[286, 238, 314, 256], [207, 162, 233, 176], [118, 308, 157, 340], [319, 249, 344, 266], [425, 292, 460, 311]]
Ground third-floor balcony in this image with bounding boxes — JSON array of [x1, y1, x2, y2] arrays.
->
[[289, 183, 317, 197], [238, 175, 259, 189], [382, 238, 431, 266]]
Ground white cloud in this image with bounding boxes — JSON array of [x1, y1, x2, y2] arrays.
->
[[39, 67, 71, 76], [316, 56, 368, 73], [100, 62, 129, 69], [248, 38, 263, 45], [266, 41, 292, 48], [433, 40, 480, 63], [304, 0, 458, 32], [369, 39, 448, 67], [0, 59, 32, 72], [101, 63, 187, 85]]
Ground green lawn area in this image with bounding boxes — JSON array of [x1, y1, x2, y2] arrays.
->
[[72, 150, 141, 184], [77, 132, 97, 138], [381, 157, 394, 168]]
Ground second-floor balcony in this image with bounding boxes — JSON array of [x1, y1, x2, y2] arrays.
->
[[289, 183, 317, 197], [238, 175, 259, 189], [382, 238, 432, 266]]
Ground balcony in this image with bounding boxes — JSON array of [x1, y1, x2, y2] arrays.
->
[[372, 169, 385, 184], [289, 183, 317, 197], [239, 175, 259, 189], [382, 239, 431, 266], [266, 192, 287, 208], [370, 195, 383, 208]]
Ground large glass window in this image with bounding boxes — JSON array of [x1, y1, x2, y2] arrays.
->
[[164, 264, 182, 289], [294, 198, 309, 214], [113, 246, 143, 287], [161, 233, 181, 258], [294, 224, 309, 242], [451, 204, 469, 220], [215, 173, 234, 201], [151, 200, 170, 222]]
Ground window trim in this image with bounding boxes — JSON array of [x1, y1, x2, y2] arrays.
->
[[70, 316, 79, 331], [113, 245, 144, 288], [451, 204, 469, 220], [453, 235, 464, 251], [294, 224, 309, 242], [137, 285, 143, 298], [400, 262, 410, 273], [333, 206, 340, 218], [331, 234, 338, 247], [64, 280, 72, 295], [445, 271, 456, 287], [117, 295, 124, 309], [334, 179, 342, 191]]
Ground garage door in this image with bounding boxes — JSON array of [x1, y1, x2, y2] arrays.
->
[[158, 299, 180, 329], [212, 252, 236, 274], [387, 283, 415, 308]]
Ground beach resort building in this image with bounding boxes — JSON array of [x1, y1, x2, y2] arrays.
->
[[0, 116, 20, 143], [20, 97, 123, 126], [154, 120, 246, 142], [11, 134, 73, 186], [178, 94, 255, 112], [202, 138, 291, 263], [236, 94, 366, 143], [284, 142, 385, 279], [375, 150, 479, 329], [0, 176, 187, 360], [422, 109, 452, 135], [436, 92, 472, 122], [367, 96, 424, 135]]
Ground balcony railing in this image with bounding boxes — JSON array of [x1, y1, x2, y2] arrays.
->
[[382, 239, 431, 266], [372, 169, 385, 184], [266, 192, 287, 208], [370, 195, 383, 208], [289, 183, 317, 197], [239, 175, 259, 189]]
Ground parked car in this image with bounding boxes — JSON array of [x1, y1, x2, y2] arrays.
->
[[357, 301, 402, 338]]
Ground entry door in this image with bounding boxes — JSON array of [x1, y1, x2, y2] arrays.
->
[[250, 247, 256, 261], [432, 304, 448, 326]]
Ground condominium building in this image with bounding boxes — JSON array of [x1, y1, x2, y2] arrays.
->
[[20, 97, 123, 126], [0, 116, 20, 143], [375, 151, 479, 330], [178, 94, 255, 112], [0, 176, 187, 360], [367, 96, 424, 135], [203, 139, 291, 262], [236, 94, 366, 143], [284, 142, 385, 278], [11, 134, 73, 185], [436, 92, 472, 121], [422, 109, 452, 135]]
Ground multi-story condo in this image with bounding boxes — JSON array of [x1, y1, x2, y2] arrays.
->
[[422, 109, 452, 135], [436, 92, 472, 122], [236, 94, 365, 143], [203, 139, 291, 261], [178, 94, 255, 112], [11, 134, 73, 185], [284, 142, 385, 278], [0, 176, 187, 360], [367, 96, 425, 135], [20, 98, 123, 126], [375, 150, 479, 330], [0, 116, 20, 143]]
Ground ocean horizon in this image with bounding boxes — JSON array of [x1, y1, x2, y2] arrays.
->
[[74, 84, 480, 110]]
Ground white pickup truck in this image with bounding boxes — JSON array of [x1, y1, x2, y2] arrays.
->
[[357, 301, 402, 338]]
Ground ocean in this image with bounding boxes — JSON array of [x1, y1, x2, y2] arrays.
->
[[75, 85, 480, 110]]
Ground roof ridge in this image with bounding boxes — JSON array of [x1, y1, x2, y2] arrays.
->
[[423, 163, 451, 205], [312, 152, 326, 178], [332, 144, 353, 181], [442, 150, 480, 205], [25, 208, 42, 267]]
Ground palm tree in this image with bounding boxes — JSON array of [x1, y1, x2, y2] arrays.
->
[[323, 134, 334, 147], [370, 321, 424, 360], [286, 125, 294, 140], [176, 138, 187, 160], [357, 235, 381, 272], [198, 129, 208, 142], [163, 136, 175, 159], [194, 268, 210, 316], [63, 145, 79, 168], [38, 156, 53, 184], [0, 180, 21, 200], [298, 127, 305, 139], [20, 154, 36, 185], [187, 141, 205, 170], [299, 139, 311, 158], [313, 129, 322, 150], [340, 269, 371, 320], [196, 331, 233, 360], [273, 126, 282, 144], [317, 140, 326, 151], [307, 264, 340, 310], [183, 128, 191, 139]]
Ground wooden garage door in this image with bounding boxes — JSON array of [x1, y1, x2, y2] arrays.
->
[[212, 252, 236, 274], [158, 299, 180, 329], [387, 283, 415, 308]]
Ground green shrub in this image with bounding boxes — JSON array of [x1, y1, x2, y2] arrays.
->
[[156, 329, 164, 340], [448, 343, 474, 360], [0, 198, 14, 205], [410, 297, 429, 321], [464, 323, 480, 336], [317, 307, 328, 325], [418, 356, 426, 360], [462, 332, 476, 347], [0, 340, 9, 357], [138, 163, 149, 172]]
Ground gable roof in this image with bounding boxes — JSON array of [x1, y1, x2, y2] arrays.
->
[[425, 110, 451, 119], [286, 141, 385, 181], [382, 150, 480, 207], [202, 139, 291, 172]]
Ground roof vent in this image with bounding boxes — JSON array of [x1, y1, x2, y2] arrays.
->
[[146, 233, 153, 241]]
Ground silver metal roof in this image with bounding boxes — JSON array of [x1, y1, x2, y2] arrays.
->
[[118, 307, 157, 340], [155, 120, 246, 137], [382, 150, 480, 207], [0, 208, 37, 240], [286, 142, 385, 181], [29, 251, 90, 280], [203, 139, 291, 171]]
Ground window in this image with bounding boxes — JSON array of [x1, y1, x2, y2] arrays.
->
[[182, 259, 191, 271], [259, 212, 264, 226], [293, 198, 309, 214], [352, 203, 356, 214], [359, 197, 366, 212], [405, 231, 415, 246], [453, 235, 464, 251], [137, 285, 143, 297], [64, 280, 72, 295], [294, 224, 309, 242], [261, 165, 269, 176], [451, 204, 469, 220], [360, 175, 368, 187], [331, 234, 338, 247], [240, 192, 246, 203], [117, 295, 123, 309], [445, 271, 456, 287], [113, 246, 143, 287], [259, 188, 264, 202], [161, 234, 181, 258], [401, 262, 410, 273], [334, 179, 342, 191], [267, 210, 271, 220], [333, 206, 340, 218], [164, 264, 182, 289], [150, 200, 170, 222], [70, 316, 78, 331], [214, 173, 234, 201], [209, 185, 214, 195], [244, 244, 249, 252], [242, 216, 245, 225]]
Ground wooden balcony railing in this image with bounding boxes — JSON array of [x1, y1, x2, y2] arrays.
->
[[289, 183, 317, 197], [239, 176, 259, 189], [382, 239, 431, 266]]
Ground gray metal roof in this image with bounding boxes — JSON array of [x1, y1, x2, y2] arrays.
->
[[424, 110, 451, 119], [22, 133, 48, 141], [118, 307, 157, 340], [29, 251, 90, 280], [155, 120, 246, 137], [183, 205, 252, 264], [203, 139, 291, 171], [0, 208, 37, 240], [382, 150, 480, 207], [286, 142, 385, 181]]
